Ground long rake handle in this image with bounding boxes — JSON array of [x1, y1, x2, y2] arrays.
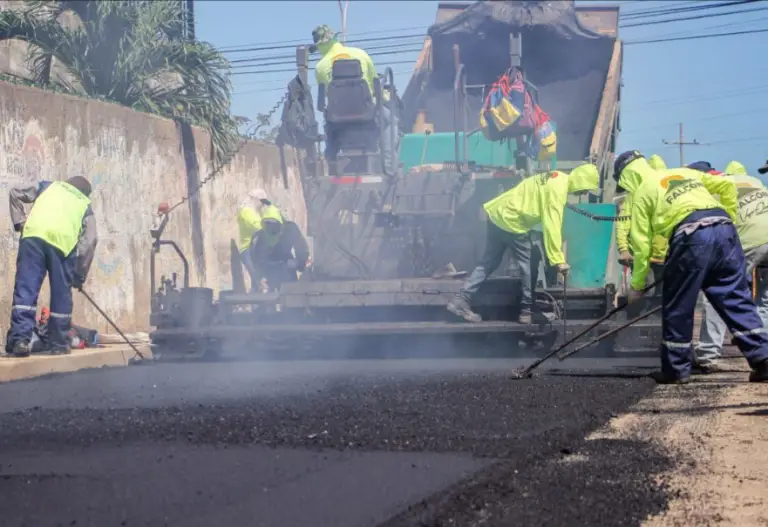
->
[[557, 305, 663, 361], [78, 288, 146, 360], [516, 279, 661, 377]]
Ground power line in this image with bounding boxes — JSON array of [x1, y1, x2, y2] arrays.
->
[[625, 26, 768, 44], [228, 40, 424, 67], [232, 59, 418, 76], [622, 4, 768, 28], [217, 2, 756, 54]]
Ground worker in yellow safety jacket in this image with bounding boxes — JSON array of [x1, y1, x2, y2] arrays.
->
[[312, 24, 398, 174], [615, 153, 668, 294], [613, 150, 768, 384], [237, 188, 269, 291], [447, 164, 600, 325], [6, 177, 98, 357], [693, 160, 768, 372], [250, 205, 310, 292]]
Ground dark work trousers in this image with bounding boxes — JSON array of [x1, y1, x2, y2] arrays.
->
[[661, 210, 768, 378], [239, 249, 259, 292], [6, 237, 75, 353], [261, 260, 298, 292], [459, 220, 534, 309]]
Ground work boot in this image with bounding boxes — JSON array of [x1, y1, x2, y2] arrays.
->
[[749, 360, 768, 382], [446, 297, 481, 323], [692, 360, 728, 375], [518, 309, 532, 325], [11, 341, 30, 358], [648, 370, 691, 385]]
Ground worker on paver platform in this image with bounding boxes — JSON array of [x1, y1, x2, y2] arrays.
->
[[693, 160, 768, 373], [447, 164, 600, 325], [312, 24, 398, 174], [250, 205, 310, 292], [5, 177, 98, 358], [616, 153, 668, 294], [614, 150, 768, 384], [237, 188, 269, 292]]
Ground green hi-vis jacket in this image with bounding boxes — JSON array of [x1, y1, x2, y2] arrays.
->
[[619, 158, 738, 290], [483, 164, 599, 266]]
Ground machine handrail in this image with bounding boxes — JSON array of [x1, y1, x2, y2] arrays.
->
[[453, 63, 469, 175], [382, 66, 399, 179]]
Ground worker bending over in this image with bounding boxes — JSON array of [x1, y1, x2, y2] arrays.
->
[[6, 177, 98, 357], [616, 153, 668, 294], [250, 205, 310, 292], [447, 164, 599, 325], [614, 151, 768, 383], [237, 188, 270, 291], [693, 161, 768, 372], [312, 25, 398, 174]]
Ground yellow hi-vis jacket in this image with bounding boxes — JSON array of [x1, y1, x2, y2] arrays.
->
[[725, 160, 747, 176], [315, 42, 377, 97], [237, 206, 262, 253], [483, 164, 599, 266], [729, 173, 768, 251], [616, 152, 669, 262], [22, 180, 91, 257], [619, 158, 738, 290]]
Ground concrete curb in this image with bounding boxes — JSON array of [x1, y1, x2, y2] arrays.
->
[[0, 344, 153, 383]]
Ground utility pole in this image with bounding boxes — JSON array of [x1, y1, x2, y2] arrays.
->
[[338, 0, 350, 43], [662, 123, 701, 166]]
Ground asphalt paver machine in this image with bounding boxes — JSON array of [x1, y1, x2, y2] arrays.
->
[[148, 1, 661, 360]]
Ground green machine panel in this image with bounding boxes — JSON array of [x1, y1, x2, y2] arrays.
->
[[562, 203, 617, 288], [399, 132, 517, 173]]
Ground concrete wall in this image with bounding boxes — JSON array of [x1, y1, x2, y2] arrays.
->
[[0, 80, 307, 337]]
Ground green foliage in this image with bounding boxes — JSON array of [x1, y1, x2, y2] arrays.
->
[[0, 0, 239, 165], [253, 112, 281, 143]]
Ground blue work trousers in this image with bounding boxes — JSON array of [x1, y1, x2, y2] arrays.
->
[[6, 237, 75, 352], [662, 211, 768, 378], [696, 242, 768, 364], [459, 221, 534, 309]]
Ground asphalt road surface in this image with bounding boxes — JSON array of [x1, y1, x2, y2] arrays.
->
[[0, 358, 680, 527]]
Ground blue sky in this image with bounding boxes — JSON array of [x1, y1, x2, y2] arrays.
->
[[196, 0, 768, 175]]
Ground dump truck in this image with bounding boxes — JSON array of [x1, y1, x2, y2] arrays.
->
[[148, 1, 660, 360]]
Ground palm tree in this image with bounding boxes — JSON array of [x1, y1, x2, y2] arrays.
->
[[0, 0, 238, 165]]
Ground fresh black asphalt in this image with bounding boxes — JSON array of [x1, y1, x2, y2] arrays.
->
[[0, 358, 695, 526]]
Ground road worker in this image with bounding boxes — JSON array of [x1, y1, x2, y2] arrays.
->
[[614, 150, 768, 383], [615, 153, 668, 294], [447, 164, 600, 325], [311, 24, 398, 174], [5, 176, 98, 357], [693, 160, 768, 372], [250, 205, 310, 292], [237, 188, 269, 292]]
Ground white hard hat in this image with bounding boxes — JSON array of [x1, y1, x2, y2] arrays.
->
[[249, 188, 268, 202]]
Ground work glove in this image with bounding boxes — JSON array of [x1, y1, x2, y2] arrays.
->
[[555, 263, 570, 277], [71, 274, 85, 291], [13, 222, 24, 233], [286, 258, 299, 270], [618, 250, 633, 267], [627, 287, 645, 305]]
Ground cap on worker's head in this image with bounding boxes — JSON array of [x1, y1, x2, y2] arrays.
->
[[759, 160, 768, 175], [66, 176, 92, 197], [249, 188, 270, 204], [647, 154, 667, 171], [724, 160, 747, 176], [567, 163, 600, 194], [686, 161, 713, 172], [613, 150, 644, 182], [312, 25, 337, 45], [261, 204, 284, 224]]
